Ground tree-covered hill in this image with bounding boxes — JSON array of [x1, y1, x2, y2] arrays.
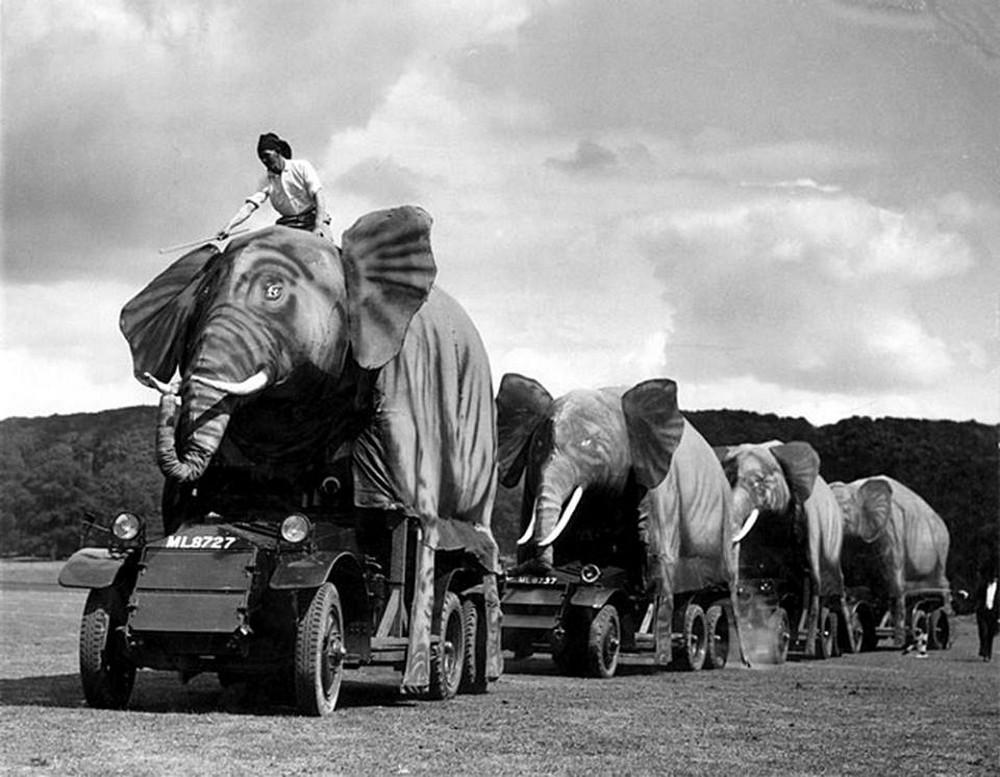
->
[[0, 406, 162, 559], [1, 405, 996, 593]]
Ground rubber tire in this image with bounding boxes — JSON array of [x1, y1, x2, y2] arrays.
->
[[704, 604, 729, 670], [928, 608, 949, 650], [675, 603, 707, 671], [459, 597, 488, 694], [79, 587, 135, 710], [768, 607, 791, 665], [586, 604, 621, 679], [428, 591, 465, 700], [294, 582, 345, 716], [814, 607, 836, 659]]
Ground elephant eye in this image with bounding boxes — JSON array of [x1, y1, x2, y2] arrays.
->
[[263, 280, 284, 301]]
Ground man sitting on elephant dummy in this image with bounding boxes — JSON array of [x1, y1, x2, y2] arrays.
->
[[217, 132, 333, 242]]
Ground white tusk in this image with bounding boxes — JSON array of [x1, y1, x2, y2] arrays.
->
[[516, 511, 537, 546], [142, 371, 180, 396], [538, 486, 583, 548], [190, 369, 269, 396], [732, 508, 760, 545]]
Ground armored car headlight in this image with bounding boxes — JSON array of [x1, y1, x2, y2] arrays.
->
[[111, 512, 142, 541], [580, 564, 601, 584], [280, 513, 312, 544]]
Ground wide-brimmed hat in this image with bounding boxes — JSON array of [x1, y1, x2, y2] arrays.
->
[[257, 132, 292, 159]]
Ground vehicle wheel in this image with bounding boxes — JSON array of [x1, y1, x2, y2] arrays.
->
[[674, 603, 707, 671], [768, 607, 791, 665], [928, 608, 949, 650], [459, 597, 488, 694], [586, 604, 621, 678], [428, 591, 465, 700], [79, 587, 135, 709], [294, 582, 346, 716], [816, 607, 837, 659], [704, 604, 729, 670]]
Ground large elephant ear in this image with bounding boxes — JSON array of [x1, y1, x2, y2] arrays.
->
[[857, 477, 893, 542], [621, 378, 686, 489], [341, 206, 437, 369], [496, 373, 553, 488], [119, 244, 221, 382], [712, 445, 740, 486], [769, 441, 821, 503]]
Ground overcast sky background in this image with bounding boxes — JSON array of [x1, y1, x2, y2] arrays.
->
[[2, 0, 998, 425]]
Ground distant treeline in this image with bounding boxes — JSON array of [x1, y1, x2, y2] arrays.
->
[[1, 405, 996, 592]]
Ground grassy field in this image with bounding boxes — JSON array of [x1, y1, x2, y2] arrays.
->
[[1, 559, 997, 776]]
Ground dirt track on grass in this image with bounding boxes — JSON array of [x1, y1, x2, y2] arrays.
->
[[0, 561, 997, 777]]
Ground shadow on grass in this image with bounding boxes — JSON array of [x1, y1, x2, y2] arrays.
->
[[502, 653, 699, 677], [0, 671, 418, 715], [0, 673, 84, 709]]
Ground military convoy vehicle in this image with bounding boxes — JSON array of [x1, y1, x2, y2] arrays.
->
[[59, 479, 499, 716]]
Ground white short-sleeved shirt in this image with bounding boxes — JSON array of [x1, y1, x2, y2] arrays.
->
[[246, 158, 323, 217]]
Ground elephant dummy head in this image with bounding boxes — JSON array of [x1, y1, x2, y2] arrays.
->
[[121, 207, 435, 488], [832, 478, 893, 544], [714, 441, 821, 545], [496, 374, 684, 567]]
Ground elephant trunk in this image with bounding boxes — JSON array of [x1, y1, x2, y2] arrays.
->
[[154, 385, 231, 483], [528, 456, 583, 564], [154, 309, 276, 482], [537, 486, 583, 548], [731, 485, 760, 540]]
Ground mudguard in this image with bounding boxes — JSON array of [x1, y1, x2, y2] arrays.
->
[[269, 550, 359, 590], [58, 547, 130, 589], [568, 585, 620, 610]]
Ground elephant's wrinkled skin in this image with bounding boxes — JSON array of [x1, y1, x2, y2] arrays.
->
[[831, 476, 951, 644], [497, 374, 750, 667], [122, 207, 496, 540], [715, 441, 854, 656], [120, 207, 501, 687]]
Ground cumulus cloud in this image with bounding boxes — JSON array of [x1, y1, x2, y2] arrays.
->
[[3, 0, 998, 424], [0, 279, 152, 417], [545, 140, 620, 175], [820, 0, 1000, 64], [632, 191, 979, 394], [741, 178, 843, 194], [335, 157, 430, 206]]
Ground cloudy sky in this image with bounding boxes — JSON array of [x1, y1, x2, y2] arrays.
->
[[2, 0, 998, 425]]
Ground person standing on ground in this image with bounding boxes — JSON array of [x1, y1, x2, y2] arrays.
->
[[217, 132, 332, 241], [975, 560, 998, 662]]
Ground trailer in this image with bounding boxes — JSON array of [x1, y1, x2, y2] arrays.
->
[[844, 585, 952, 652], [832, 476, 953, 653], [58, 480, 501, 716], [735, 575, 842, 663], [501, 557, 733, 678], [734, 507, 845, 662]]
